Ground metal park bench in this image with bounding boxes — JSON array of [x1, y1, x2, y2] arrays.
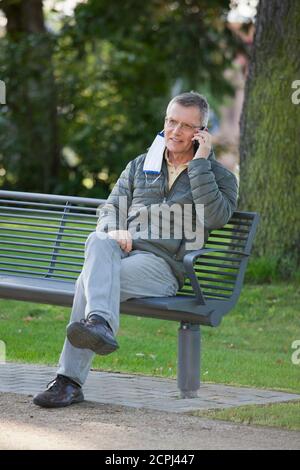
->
[[0, 190, 259, 398]]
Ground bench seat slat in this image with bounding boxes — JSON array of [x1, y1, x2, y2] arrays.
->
[[0, 274, 234, 324]]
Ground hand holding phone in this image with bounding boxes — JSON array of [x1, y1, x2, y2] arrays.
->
[[192, 127, 211, 159]]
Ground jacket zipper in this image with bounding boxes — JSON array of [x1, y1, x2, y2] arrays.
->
[[163, 168, 188, 202], [162, 168, 189, 260]]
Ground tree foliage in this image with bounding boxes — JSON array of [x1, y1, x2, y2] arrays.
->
[[0, 0, 59, 192], [0, 0, 237, 197]]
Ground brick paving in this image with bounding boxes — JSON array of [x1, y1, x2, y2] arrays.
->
[[0, 362, 299, 413]]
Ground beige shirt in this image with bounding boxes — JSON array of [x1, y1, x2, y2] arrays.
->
[[164, 151, 189, 190]]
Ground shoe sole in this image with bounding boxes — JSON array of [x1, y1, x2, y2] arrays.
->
[[67, 322, 119, 356], [33, 394, 84, 408]]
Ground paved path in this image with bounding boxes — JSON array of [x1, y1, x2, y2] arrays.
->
[[0, 362, 299, 413], [0, 363, 299, 449], [0, 391, 299, 450]]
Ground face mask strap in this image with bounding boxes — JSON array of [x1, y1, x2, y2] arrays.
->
[[145, 173, 161, 185]]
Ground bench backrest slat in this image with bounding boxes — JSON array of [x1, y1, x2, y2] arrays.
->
[[177, 211, 259, 300], [0, 193, 99, 282]]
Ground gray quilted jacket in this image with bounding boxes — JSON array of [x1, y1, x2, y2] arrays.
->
[[97, 151, 238, 289]]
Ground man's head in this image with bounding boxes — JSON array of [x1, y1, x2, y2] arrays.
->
[[164, 91, 209, 156]]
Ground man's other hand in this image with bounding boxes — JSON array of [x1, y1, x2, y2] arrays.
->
[[107, 230, 133, 252]]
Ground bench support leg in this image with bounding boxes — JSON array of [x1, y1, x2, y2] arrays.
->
[[177, 322, 200, 398]]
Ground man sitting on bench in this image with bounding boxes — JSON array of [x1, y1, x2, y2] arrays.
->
[[33, 91, 238, 408]]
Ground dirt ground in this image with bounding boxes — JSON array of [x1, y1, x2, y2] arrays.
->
[[0, 392, 299, 450]]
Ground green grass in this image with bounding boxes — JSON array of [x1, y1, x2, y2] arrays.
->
[[2, 217, 299, 431], [0, 282, 299, 430], [1, 282, 299, 392], [192, 401, 300, 431]]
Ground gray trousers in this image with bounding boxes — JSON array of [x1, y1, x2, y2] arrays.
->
[[57, 231, 179, 385]]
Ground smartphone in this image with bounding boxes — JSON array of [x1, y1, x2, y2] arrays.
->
[[193, 126, 208, 154]]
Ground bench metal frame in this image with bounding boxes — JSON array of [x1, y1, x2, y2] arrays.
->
[[0, 190, 259, 398]]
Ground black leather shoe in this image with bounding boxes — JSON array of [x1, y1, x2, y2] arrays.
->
[[67, 315, 119, 356], [33, 375, 84, 408]]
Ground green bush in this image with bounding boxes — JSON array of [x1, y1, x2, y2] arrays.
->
[[246, 256, 300, 283], [245, 256, 279, 283]]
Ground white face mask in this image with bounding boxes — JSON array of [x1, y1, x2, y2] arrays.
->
[[143, 131, 165, 175]]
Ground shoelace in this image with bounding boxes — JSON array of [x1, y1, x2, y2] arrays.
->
[[46, 376, 68, 391], [46, 378, 61, 391], [79, 317, 107, 327], [79, 316, 113, 334]]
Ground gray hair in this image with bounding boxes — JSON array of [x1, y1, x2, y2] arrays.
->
[[167, 91, 209, 127]]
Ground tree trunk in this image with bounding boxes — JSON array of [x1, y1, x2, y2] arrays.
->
[[239, 0, 300, 275], [2, 0, 60, 192]]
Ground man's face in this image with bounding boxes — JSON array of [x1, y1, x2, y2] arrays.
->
[[164, 102, 202, 155]]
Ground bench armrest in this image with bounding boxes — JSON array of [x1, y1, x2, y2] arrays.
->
[[183, 248, 250, 305]]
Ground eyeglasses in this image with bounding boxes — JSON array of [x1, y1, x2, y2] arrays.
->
[[164, 117, 202, 132]]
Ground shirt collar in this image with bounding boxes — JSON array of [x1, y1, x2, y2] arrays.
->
[[164, 149, 189, 168]]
